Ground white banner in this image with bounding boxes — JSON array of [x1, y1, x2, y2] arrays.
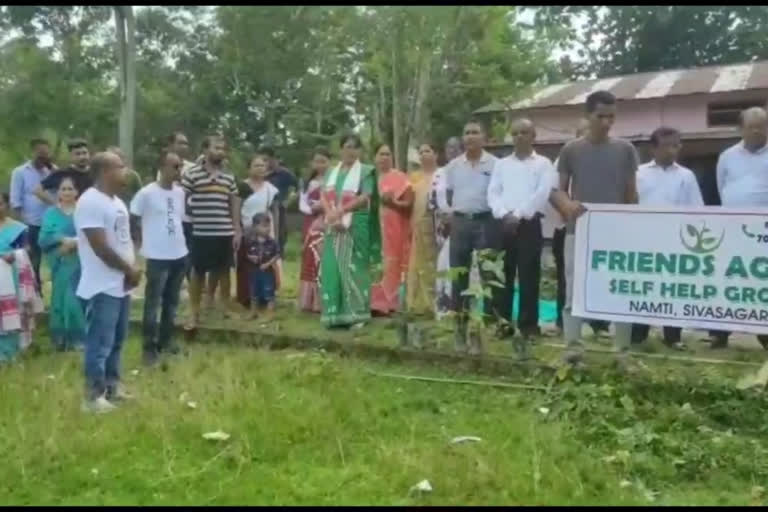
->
[[572, 204, 768, 334]]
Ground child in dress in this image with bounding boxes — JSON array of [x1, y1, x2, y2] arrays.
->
[[245, 213, 280, 319]]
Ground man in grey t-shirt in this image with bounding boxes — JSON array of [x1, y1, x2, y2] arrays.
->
[[551, 90, 640, 370]]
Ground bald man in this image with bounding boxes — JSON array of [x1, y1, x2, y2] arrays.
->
[[75, 151, 142, 413], [710, 107, 768, 350], [487, 119, 555, 351]]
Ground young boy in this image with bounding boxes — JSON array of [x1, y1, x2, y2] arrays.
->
[[246, 213, 280, 319]]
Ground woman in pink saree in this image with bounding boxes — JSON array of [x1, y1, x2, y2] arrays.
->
[[370, 143, 413, 315]]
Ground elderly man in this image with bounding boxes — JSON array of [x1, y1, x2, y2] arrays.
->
[[551, 90, 640, 371], [632, 126, 704, 350], [487, 119, 555, 348], [444, 119, 499, 354], [710, 107, 768, 350]]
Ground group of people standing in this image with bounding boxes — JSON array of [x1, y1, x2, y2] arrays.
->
[[297, 90, 768, 371], [3, 88, 768, 410]]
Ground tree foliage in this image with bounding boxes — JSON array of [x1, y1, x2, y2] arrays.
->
[[0, 6, 548, 183], [536, 6, 768, 80]]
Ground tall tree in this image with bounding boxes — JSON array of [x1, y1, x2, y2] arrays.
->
[[114, 6, 136, 166]]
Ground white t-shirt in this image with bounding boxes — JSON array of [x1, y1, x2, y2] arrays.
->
[[157, 160, 196, 222], [130, 182, 188, 260], [75, 187, 135, 300], [241, 181, 279, 229]]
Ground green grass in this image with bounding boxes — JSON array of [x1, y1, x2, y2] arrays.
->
[[6, 232, 768, 505], [2, 338, 767, 505]]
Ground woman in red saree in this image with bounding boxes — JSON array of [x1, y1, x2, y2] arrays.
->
[[298, 147, 331, 312], [370, 143, 413, 315]]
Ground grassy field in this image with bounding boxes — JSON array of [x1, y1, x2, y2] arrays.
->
[[4, 233, 768, 505], [3, 337, 768, 506]]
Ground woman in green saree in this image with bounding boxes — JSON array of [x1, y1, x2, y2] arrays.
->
[[319, 134, 381, 328], [38, 177, 86, 351]]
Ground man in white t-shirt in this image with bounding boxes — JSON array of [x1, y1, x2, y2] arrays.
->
[[131, 151, 188, 366], [75, 151, 141, 413]]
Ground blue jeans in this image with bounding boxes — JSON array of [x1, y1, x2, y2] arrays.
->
[[249, 268, 276, 305], [84, 294, 131, 400], [142, 257, 187, 354]]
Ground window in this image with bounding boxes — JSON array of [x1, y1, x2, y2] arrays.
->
[[707, 100, 766, 127]]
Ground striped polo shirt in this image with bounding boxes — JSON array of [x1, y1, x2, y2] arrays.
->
[[182, 164, 238, 237]]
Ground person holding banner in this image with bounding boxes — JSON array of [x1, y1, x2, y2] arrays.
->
[[487, 118, 554, 342], [551, 90, 640, 370], [549, 119, 611, 338], [631, 126, 704, 350], [710, 107, 768, 350]]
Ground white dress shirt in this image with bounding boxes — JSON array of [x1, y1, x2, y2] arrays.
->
[[716, 141, 768, 207], [431, 167, 451, 214], [637, 160, 704, 207], [487, 150, 556, 220]]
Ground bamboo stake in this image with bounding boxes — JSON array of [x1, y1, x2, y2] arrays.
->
[[364, 369, 548, 391]]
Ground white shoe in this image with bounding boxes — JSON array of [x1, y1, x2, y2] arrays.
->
[[81, 395, 118, 414], [108, 386, 134, 403]]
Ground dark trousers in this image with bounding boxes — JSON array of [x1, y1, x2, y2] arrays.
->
[[27, 225, 42, 294], [632, 324, 682, 344], [449, 213, 502, 325], [276, 203, 288, 253], [494, 217, 542, 334], [182, 221, 194, 280], [553, 227, 566, 328], [708, 330, 768, 347], [142, 257, 187, 354]]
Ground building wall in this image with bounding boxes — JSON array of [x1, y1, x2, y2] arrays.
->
[[511, 89, 767, 144]]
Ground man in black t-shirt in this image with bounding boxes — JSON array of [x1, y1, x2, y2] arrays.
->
[[35, 139, 92, 203]]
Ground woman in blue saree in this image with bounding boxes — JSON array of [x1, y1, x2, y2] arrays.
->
[[0, 192, 33, 363], [38, 177, 85, 351]]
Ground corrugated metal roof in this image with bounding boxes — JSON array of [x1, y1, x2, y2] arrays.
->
[[476, 60, 768, 114]]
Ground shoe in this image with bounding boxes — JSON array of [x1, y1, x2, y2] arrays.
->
[[495, 325, 515, 340], [106, 385, 134, 403], [81, 396, 117, 414], [663, 340, 687, 351], [710, 337, 728, 350], [143, 349, 159, 367]]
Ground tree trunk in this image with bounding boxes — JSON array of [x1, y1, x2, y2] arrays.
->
[[391, 13, 408, 171], [411, 51, 432, 148], [114, 6, 136, 166]]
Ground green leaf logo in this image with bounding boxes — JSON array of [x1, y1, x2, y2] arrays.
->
[[680, 223, 724, 254]]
